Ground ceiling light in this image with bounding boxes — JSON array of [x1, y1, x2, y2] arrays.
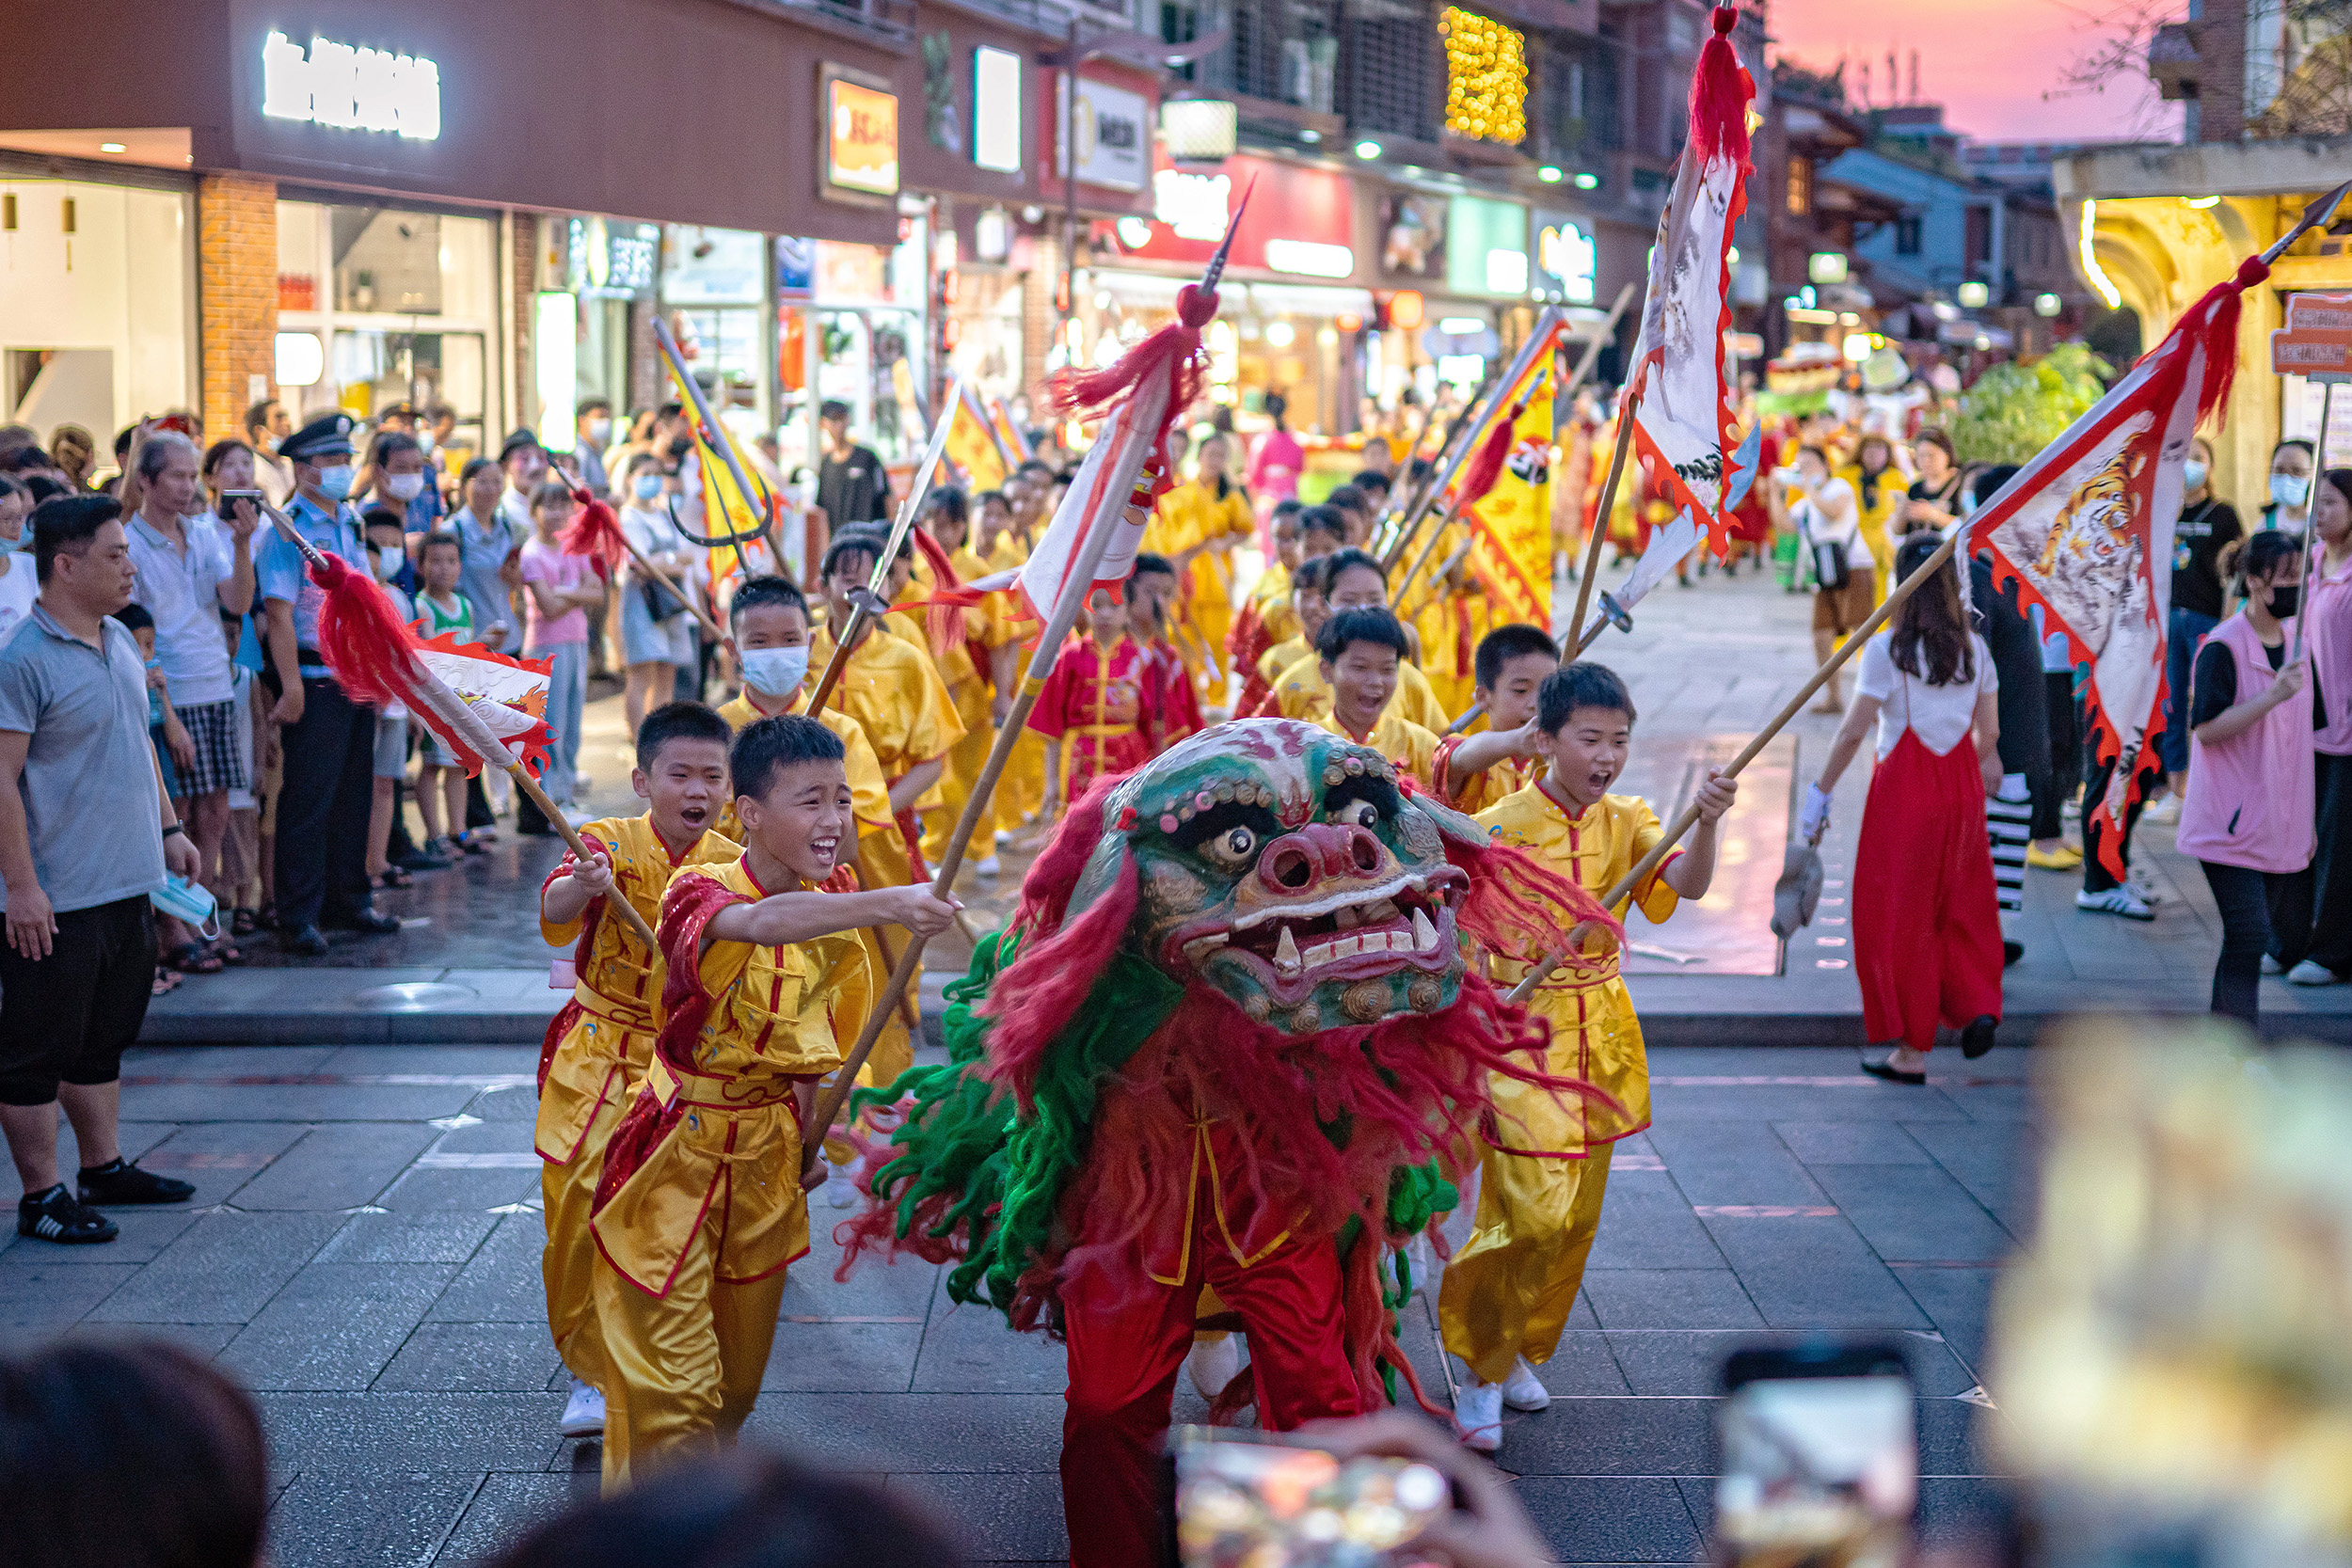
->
[[1354, 139, 1381, 160], [1572, 171, 1599, 190], [99, 142, 127, 153], [1300, 129, 1321, 144], [1264, 320, 1295, 347], [1537, 166, 1563, 183], [1115, 216, 1152, 247], [2184, 194, 2221, 209]]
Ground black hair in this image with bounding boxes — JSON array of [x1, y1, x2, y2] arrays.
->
[[1474, 623, 1560, 690], [1131, 550, 1177, 581], [1290, 555, 1333, 597], [1271, 498, 1305, 525], [730, 575, 810, 626], [635, 701, 734, 774], [531, 482, 577, 515], [361, 505, 407, 536], [1351, 469, 1392, 496], [924, 485, 968, 526], [1299, 504, 1347, 542], [199, 438, 253, 479], [111, 602, 155, 634], [578, 397, 612, 418], [1536, 662, 1637, 733], [822, 527, 905, 578], [243, 398, 281, 434], [419, 531, 462, 559], [23, 476, 64, 505], [1968, 464, 2020, 511], [0, 474, 25, 509], [370, 431, 422, 466], [1315, 606, 1410, 664], [974, 488, 1008, 511], [2320, 466, 2352, 516], [1326, 483, 1368, 517], [486, 1451, 959, 1568], [1, 1338, 271, 1568], [1889, 533, 1975, 685], [2274, 436, 2316, 465], [732, 713, 846, 803], [1015, 460, 1054, 482], [2223, 528, 2303, 592], [1322, 546, 1386, 591], [818, 399, 851, 422], [0, 446, 53, 476], [33, 494, 120, 584], [458, 456, 500, 490]]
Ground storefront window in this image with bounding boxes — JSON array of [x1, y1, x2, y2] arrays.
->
[[663, 225, 769, 428], [797, 213, 929, 463], [274, 199, 498, 455]]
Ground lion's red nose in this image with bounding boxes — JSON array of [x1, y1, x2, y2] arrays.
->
[[1255, 823, 1384, 893]]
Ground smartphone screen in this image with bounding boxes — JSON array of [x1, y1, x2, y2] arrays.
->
[[1715, 1341, 1916, 1568], [1171, 1427, 1451, 1568]]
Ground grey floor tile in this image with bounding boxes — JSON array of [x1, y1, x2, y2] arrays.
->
[[319, 1212, 501, 1264], [1902, 1119, 2039, 1229], [122, 1085, 485, 1122], [425, 1215, 550, 1323], [466, 1083, 542, 1122], [1696, 1214, 1930, 1330], [1916, 1474, 2022, 1551], [1919, 1396, 2008, 1477], [254, 1391, 565, 1472], [375, 1323, 566, 1393], [1586, 1172, 1728, 1270], [787, 1226, 940, 1320], [1652, 1085, 1972, 1124], [0, 1208, 199, 1264], [1581, 1270, 1764, 1330], [1601, 1329, 1978, 1399], [434, 1473, 578, 1564], [315, 1044, 540, 1078], [1802, 1164, 2018, 1263], [1498, 1395, 1719, 1476], [1524, 1331, 1633, 1395], [221, 1263, 457, 1390], [909, 1300, 1068, 1392], [230, 1123, 437, 1212], [432, 1118, 543, 1153], [0, 1262, 137, 1330], [744, 1391, 1067, 1474], [1893, 1266, 1998, 1375], [268, 1472, 479, 1568], [888, 1471, 1067, 1561], [380, 1166, 542, 1213], [117, 1119, 310, 1207], [1516, 1476, 1706, 1562], [1771, 1119, 1933, 1165], [119, 1043, 339, 1077], [762, 1320, 926, 1392], [83, 1211, 343, 1323], [1645, 1121, 1828, 1206]]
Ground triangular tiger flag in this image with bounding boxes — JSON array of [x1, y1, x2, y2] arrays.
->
[[945, 382, 1011, 493], [1624, 3, 1752, 559]]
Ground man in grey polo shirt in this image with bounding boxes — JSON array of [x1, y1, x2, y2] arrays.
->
[[0, 495, 201, 1245]]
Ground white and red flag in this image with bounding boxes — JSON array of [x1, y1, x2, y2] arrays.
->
[[1967, 258, 2270, 878], [1624, 3, 1753, 559]]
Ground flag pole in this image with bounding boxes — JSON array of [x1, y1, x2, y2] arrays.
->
[[1563, 378, 1642, 651], [1505, 521, 1968, 1004], [258, 503, 660, 952], [2294, 378, 2336, 662], [1378, 309, 1565, 573], [650, 316, 781, 561], [804, 375, 965, 719]]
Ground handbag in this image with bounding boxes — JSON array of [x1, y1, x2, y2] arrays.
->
[[1801, 504, 1850, 592], [639, 574, 688, 623]]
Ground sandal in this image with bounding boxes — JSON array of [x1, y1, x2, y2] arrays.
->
[[378, 867, 413, 889], [256, 905, 278, 930], [231, 907, 259, 938], [151, 967, 183, 997], [164, 942, 223, 975], [210, 941, 246, 966]]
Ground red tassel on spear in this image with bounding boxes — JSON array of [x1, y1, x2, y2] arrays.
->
[[548, 472, 725, 641]]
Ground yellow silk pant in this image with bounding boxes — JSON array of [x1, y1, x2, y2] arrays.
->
[[592, 1243, 787, 1491], [924, 686, 997, 866], [852, 828, 921, 1095], [1438, 1142, 1614, 1386], [535, 1012, 652, 1391]]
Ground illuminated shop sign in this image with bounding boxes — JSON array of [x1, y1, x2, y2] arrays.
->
[[823, 66, 901, 201], [1536, 218, 1596, 304], [261, 31, 441, 139]]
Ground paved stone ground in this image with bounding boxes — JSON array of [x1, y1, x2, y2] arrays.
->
[[0, 1037, 2026, 1566]]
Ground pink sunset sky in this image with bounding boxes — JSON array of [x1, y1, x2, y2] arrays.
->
[[1768, 0, 2186, 144]]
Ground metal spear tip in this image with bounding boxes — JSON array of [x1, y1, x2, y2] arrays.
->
[[1198, 176, 1257, 294]]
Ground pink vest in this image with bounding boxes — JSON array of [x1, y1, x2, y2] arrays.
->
[[2310, 550, 2352, 755], [2178, 612, 2315, 874]]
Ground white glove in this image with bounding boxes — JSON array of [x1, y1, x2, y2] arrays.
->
[[1799, 783, 1835, 846]]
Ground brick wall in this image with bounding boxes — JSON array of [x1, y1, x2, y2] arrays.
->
[[196, 173, 277, 438], [2198, 0, 2247, 142]]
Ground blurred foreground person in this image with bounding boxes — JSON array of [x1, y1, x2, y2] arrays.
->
[[1, 1336, 269, 1568]]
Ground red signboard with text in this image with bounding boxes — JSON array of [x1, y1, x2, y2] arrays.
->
[[1103, 152, 1358, 281]]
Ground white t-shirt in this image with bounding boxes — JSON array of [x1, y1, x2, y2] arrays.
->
[[1791, 475, 1861, 550], [0, 559, 36, 647], [1855, 632, 1998, 759]]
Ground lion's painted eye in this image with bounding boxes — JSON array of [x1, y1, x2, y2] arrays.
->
[[1330, 800, 1380, 829], [1200, 824, 1258, 867]]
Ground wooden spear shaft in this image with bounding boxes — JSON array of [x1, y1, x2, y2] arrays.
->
[[798, 456, 1154, 1161], [1564, 391, 1641, 652], [1505, 522, 1968, 1005]]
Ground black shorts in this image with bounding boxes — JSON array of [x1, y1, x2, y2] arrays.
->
[[0, 895, 156, 1105]]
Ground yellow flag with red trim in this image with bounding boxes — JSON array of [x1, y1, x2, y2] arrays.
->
[[1465, 361, 1555, 632], [672, 367, 771, 585], [945, 385, 1009, 492]]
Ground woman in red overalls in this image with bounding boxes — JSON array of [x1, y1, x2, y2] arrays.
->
[[1803, 532, 2005, 1082]]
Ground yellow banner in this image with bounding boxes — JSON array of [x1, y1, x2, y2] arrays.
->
[[675, 370, 771, 583], [1465, 364, 1554, 631], [946, 389, 1009, 492]]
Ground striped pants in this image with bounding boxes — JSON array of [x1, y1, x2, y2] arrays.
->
[[1986, 774, 2030, 940]]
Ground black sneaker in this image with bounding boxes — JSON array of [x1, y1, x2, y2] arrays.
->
[[1961, 1015, 1998, 1060], [78, 1157, 195, 1206], [17, 1184, 119, 1243]]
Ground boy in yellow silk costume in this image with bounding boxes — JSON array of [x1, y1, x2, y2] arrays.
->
[[1430, 662, 1731, 1457], [536, 704, 739, 1445], [1438, 661, 1734, 1453], [590, 714, 961, 1488], [1434, 624, 1562, 815], [1272, 548, 1450, 732], [807, 531, 964, 1093], [1307, 609, 1441, 786], [911, 490, 1021, 874], [1146, 430, 1254, 698]]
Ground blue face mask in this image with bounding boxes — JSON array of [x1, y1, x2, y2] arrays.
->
[[0, 527, 24, 556], [315, 464, 356, 500], [633, 473, 663, 501]]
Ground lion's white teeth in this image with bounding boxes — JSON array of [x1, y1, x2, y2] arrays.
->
[[1331, 935, 1360, 959], [1275, 927, 1301, 973], [1184, 932, 1230, 964], [1413, 908, 1439, 952], [1334, 905, 1362, 930]]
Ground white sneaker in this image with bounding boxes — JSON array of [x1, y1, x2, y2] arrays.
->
[[2287, 959, 2344, 986], [973, 855, 1001, 879], [2140, 793, 2181, 825], [1502, 1356, 1550, 1412], [1454, 1377, 1503, 1452], [2127, 865, 2165, 904], [2262, 954, 2286, 975], [821, 1158, 861, 1209], [994, 830, 1012, 848], [1187, 1335, 1243, 1399], [2076, 886, 2154, 922], [559, 1377, 605, 1438]]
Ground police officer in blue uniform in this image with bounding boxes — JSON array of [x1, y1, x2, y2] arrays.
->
[[256, 414, 401, 955]]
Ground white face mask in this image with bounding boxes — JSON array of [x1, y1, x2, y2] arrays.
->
[[386, 472, 426, 501], [2273, 472, 2312, 511], [739, 645, 810, 699], [373, 549, 403, 582], [590, 418, 613, 444]]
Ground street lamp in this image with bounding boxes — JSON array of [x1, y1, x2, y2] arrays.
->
[[1957, 279, 1991, 309]]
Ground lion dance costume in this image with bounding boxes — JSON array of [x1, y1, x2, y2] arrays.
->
[[842, 717, 1615, 1566]]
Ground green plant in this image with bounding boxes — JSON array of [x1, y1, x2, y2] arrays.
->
[[1948, 342, 2112, 467]]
